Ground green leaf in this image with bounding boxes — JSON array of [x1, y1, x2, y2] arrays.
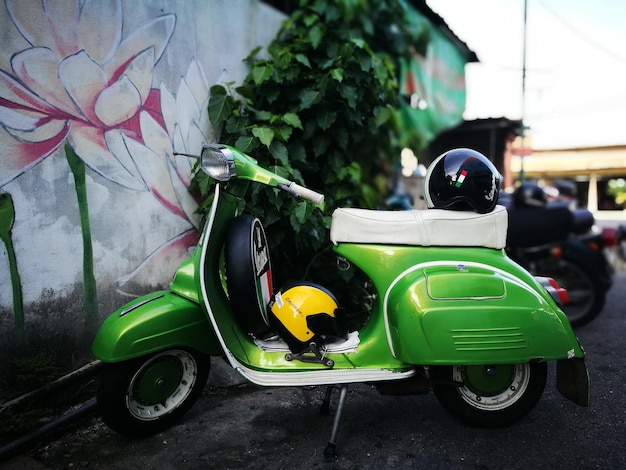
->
[[252, 127, 275, 147], [234, 135, 257, 153], [340, 84, 358, 109], [303, 13, 318, 27], [312, 134, 330, 157], [309, 25, 323, 49], [269, 141, 289, 164], [243, 45, 263, 62], [295, 54, 311, 68], [294, 201, 308, 224], [208, 93, 233, 126], [234, 85, 254, 102], [330, 68, 344, 82], [282, 112, 303, 130], [374, 106, 391, 128], [253, 109, 272, 121], [225, 115, 248, 134], [299, 89, 321, 110], [209, 84, 227, 96], [336, 127, 349, 150], [316, 109, 337, 131], [288, 142, 307, 162], [252, 64, 273, 84], [350, 38, 366, 49], [274, 124, 293, 142], [356, 49, 371, 71]]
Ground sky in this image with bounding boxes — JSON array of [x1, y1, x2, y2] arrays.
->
[[425, 0, 626, 150]]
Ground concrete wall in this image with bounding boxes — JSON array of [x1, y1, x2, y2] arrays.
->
[[0, 0, 285, 373]]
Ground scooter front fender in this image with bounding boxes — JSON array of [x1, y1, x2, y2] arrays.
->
[[92, 291, 221, 363]]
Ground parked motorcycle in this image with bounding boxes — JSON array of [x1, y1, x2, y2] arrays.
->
[[92, 146, 589, 459], [501, 183, 614, 327]]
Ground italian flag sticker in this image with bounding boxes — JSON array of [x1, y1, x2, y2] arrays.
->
[[455, 169, 468, 188]]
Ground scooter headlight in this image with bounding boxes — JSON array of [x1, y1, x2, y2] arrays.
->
[[200, 144, 236, 181]]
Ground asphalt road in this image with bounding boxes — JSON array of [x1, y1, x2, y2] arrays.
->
[[4, 271, 626, 470]]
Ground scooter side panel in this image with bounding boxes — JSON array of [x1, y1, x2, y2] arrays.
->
[[92, 291, 221, 362], [386, 265, 584, 365]]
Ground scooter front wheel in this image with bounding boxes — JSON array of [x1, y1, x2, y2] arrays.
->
[[96, 348, 210, 436], [431, 362, 547, 428]]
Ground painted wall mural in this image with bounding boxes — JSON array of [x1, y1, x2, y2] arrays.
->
[[0, 0, 284, 363]]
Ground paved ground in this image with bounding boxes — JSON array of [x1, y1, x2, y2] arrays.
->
[[2, 262, 626, 470]]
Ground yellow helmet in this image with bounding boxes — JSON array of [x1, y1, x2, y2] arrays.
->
[[268, 282, 345, 353]]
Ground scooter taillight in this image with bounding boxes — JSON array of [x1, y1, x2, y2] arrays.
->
[[601, 227, 617, 248], [535, 276, 569, 307], [547, 277, 569, 305]]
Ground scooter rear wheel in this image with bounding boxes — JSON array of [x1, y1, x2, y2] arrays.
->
[[97, 348, 210, 436], [431, 362, 547, 428]]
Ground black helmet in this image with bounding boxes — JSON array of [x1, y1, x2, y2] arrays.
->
[[513, 182, 548, 207], [424, 148, 501, 214]]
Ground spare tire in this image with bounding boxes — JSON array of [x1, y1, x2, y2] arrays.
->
[[225, 215, 273, 335]]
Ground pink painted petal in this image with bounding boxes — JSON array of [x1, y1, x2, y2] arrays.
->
[[11, 47, 81, 117], [0, 106, 46, 132], [4, 116, 68, 143], [78, 0, 122, 64], [120, 88, 163, 140], [0, 125, 67, 186], [58, 51, 107, 125], [103, 130, 147, 190], [115, 229, 199, 296], [0, 70, 61, 115], [172, 77, 201, 138], [122, 47, 155, 104], [7, 0, 80, 56], [68, 123, 145, 190], [121, 131, 185, 219], [138, 110, 171, 161], [94, 76, 141, 127], [169, 161, 200, 228], [159, 84, 177, 138], [171, 131, 196, 182], [105, 15, 175, 79], [182, 60, 210, 110]]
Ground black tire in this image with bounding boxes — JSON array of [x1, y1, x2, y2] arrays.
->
[[533, 256, 606, 327], [432, 362, 547, 428], [97, 349, 210, 436], [225, 215, 273, 335]]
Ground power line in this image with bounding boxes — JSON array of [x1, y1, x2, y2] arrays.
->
[[537, 0, 626, 65]]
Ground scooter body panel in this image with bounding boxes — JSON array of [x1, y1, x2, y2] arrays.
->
[[92, 291, 221, 362], [333, 243, 584, 365]]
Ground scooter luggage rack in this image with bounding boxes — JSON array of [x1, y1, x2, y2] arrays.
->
[[285, 342, 334, 368]]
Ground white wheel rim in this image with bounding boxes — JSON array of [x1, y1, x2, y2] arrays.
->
[[454, 363, 530, 411], [126, 350, 198, 421]]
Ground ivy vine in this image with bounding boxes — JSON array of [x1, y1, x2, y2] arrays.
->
[[193, 0, 427, 292]]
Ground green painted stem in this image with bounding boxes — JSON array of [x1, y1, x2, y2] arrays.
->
[[65, 144, 98, 330], [0, 192, 24, 342]]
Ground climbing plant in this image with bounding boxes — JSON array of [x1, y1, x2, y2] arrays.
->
[[193, 0, 428, 289]]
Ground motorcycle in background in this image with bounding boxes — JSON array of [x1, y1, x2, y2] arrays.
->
[[91, 146, 589, 459], [500, 182, 615, 327]]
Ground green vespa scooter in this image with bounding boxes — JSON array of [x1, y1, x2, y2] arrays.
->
[[92, 144, 589, 459]]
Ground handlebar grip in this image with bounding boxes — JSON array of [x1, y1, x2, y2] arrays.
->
[[287, 182, 325, 205]]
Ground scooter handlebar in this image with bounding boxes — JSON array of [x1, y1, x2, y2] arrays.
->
[[280, 182, 325, 205]]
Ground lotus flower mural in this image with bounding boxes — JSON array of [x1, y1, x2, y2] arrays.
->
[[0, 0, 216, 334]]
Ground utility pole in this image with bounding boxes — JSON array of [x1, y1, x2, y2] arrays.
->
[[519, 0, 528, 183]]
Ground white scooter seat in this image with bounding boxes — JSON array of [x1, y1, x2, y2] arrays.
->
[[330, 205, 508, 249]]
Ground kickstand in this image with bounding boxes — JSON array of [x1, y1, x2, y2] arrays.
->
[[321, 384, 348, 461]]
